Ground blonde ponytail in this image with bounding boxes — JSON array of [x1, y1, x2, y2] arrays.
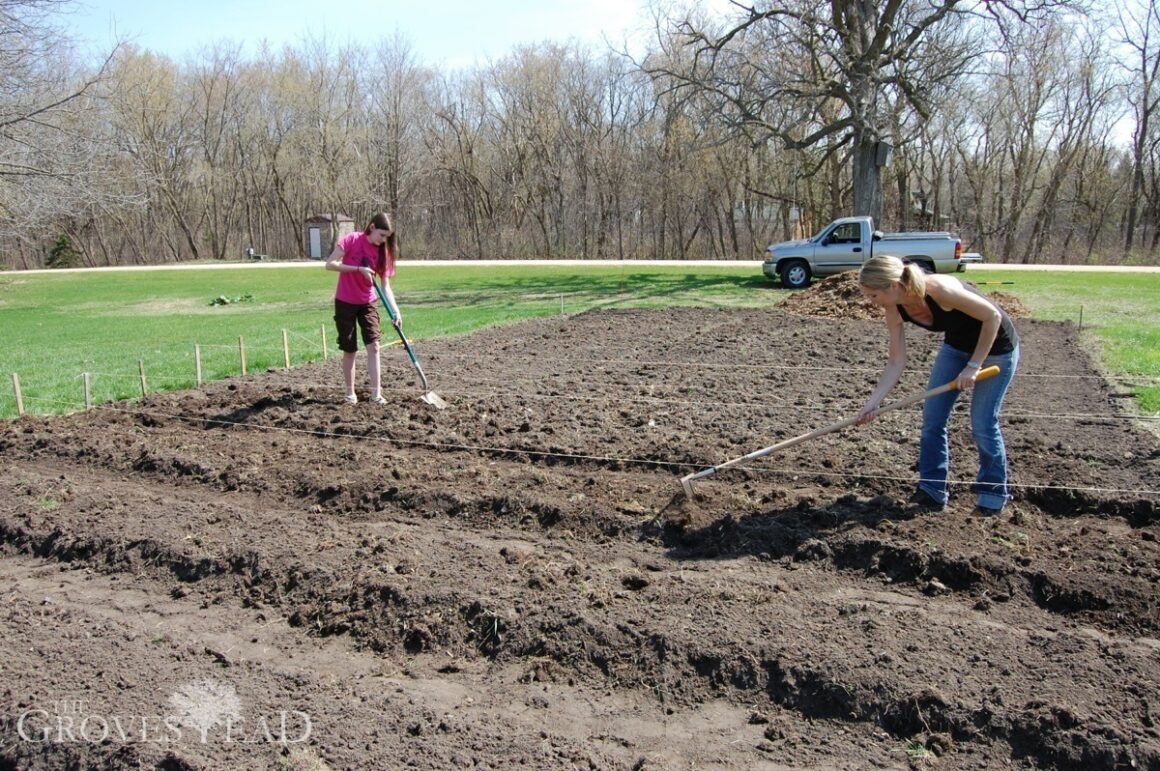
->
[[898, 262, 926, 302], [859, 255, 925, 301]]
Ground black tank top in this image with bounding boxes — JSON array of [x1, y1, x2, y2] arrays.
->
[[897, 286, 1018, 355]]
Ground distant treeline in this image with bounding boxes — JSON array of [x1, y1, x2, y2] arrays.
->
[[4, 1, 1160, 269]]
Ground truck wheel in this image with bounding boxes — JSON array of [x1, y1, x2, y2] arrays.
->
[[779, 260, 812, 289]]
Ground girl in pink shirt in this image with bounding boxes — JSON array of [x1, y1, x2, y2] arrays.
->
[[324, 212, 401, 404]]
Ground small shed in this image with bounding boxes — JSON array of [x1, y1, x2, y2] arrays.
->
[[304, 213, 355, 259]]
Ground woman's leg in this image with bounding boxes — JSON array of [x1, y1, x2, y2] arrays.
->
[[917, 345, 968, 505], [970, 346, 1019, 510]]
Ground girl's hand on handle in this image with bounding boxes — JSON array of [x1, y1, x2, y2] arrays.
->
[[358, 266, 375, 281]]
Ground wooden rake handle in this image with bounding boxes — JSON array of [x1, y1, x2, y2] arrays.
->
[[679, 365, 1000, 497]]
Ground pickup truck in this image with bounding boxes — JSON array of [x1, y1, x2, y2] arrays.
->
[[762, 216, 981, 288]]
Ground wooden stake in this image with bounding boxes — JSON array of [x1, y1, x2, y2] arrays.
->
[[11, 373, 24, 416], [282, 328, 291, 369], [194, 344, 203, 386], [138, 360, 148, 397], [321, 325, 329, 360], [239, 336, 247, 376], [83, 372, 92, 410]]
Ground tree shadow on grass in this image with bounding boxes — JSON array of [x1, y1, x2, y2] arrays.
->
[[399, 270, 779, 309]]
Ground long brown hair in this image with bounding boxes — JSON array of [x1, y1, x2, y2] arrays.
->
[[364, 212, 397, 277]]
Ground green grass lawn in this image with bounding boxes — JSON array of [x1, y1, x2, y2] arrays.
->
[[0, 264, 1156, 418], [970, 270, 1160, 414]]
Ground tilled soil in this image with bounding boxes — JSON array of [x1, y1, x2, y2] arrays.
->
[[1, 306, 1158, 771]]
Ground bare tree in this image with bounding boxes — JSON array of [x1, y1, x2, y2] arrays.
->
[[1022, 21, 1120, 263], [645, 0, 1076, 224], [1117, 0, 1160, 255], [421, 71, 494, 258], [299, 37, 364, 237], [246, 47, 315, 258], [0, 0, 121, 260], [367, 33, 431, 245], [186, 43, 250, 260], [108, 49, 204, 261]]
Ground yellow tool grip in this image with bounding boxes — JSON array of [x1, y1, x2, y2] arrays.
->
[[972, 364, 1000, 385]]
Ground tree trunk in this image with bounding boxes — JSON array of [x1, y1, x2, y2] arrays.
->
[[1125, 125, 1147, 255], [852, 132, 883, 224]]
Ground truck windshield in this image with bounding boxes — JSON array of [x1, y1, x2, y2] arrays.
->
[[814, 222, 862, 244]]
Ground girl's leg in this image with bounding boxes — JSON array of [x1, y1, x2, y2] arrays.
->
[[335, 300, 359, 400], [356, 303, 383, 400], [341, 352, 357, 398], [367, 341, 382, 399], [970, 346, 1019, 510], [917, 345, 967, 505]]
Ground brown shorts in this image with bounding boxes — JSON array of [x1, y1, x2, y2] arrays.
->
[[334, 299, 381, 353]]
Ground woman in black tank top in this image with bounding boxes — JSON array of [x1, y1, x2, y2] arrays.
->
[[856, 255, 1021, 516]]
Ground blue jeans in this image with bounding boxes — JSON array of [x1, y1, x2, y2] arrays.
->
[[917, 343, 1020, 510]]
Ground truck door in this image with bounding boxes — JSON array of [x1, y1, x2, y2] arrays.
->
[[815, 221, 865, 272]]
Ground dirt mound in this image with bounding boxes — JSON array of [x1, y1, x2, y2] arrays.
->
[[1, 308, 1157, 770], [987, 290, 1032, 318], [784, 272, 1033, 321], [781, 270, 880, 319]]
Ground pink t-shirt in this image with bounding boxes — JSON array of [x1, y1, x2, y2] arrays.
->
[[334, 231, 396, 305]]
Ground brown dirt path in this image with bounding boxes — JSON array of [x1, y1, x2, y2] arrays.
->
[[1, 306, 1158, 770]]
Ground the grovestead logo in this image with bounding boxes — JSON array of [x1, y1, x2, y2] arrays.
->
[[168, 680, 245, 742], [16, 680, 311, 745]]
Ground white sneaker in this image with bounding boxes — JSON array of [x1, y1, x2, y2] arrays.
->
[[369, 394, 387, 405], [343, 393, 358, 404]]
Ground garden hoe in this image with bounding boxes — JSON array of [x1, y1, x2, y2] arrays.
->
[[372, 278, 449, 410], [679, 365, 1000, 498]]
